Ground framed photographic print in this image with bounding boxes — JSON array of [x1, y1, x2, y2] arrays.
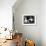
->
[[22, 14, 36, 25]]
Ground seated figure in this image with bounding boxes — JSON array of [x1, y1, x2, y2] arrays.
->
[[15, 33, 23, 46]]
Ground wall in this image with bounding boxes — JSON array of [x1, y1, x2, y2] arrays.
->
[[0, 0, 16, 30], [41, 0, 46, 46], [13, 0, 42, 46], [13, 0, 46, 46]]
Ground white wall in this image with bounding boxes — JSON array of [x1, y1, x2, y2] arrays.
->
[[13, 0, 46, 46], [41, 0, 46, 46], [0, 0, 16, 30]]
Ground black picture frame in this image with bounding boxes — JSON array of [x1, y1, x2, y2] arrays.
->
[[22, 15, 36, 25]]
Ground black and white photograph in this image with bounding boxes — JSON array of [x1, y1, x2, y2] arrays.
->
[[23, 15, 36, 25]]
